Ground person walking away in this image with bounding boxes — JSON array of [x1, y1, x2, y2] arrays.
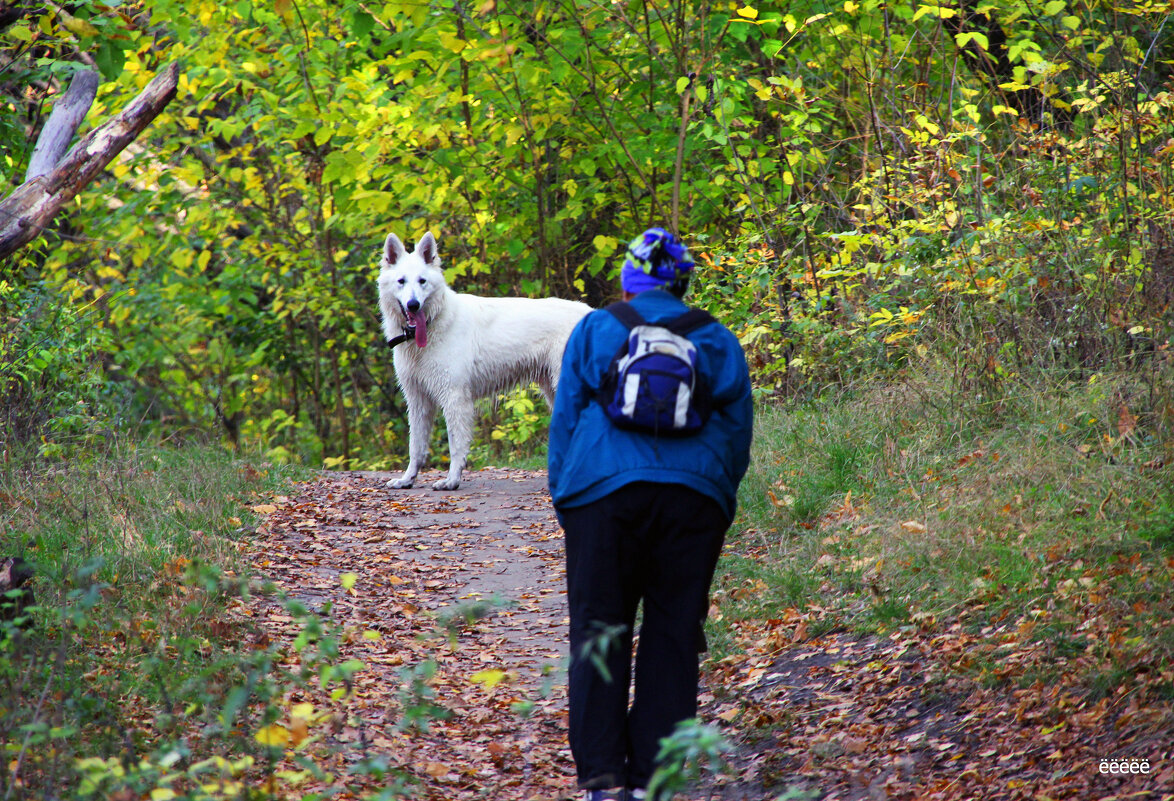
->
[[548, 227, 755, 801]]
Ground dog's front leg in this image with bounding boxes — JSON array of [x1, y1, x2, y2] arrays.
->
[[433, 395, 474, 490], [388, 393, 435, 489]]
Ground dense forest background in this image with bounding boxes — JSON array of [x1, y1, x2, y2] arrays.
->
[[4, 0, 1170, 468]]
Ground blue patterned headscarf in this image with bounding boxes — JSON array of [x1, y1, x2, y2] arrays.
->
[[620, 227, 695, 294]]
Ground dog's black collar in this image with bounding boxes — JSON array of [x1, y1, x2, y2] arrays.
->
[[386, 327, 415, 349]]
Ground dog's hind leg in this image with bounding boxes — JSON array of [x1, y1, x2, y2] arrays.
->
[[388, 394, 435, 489], [433, 395, 475, 490]]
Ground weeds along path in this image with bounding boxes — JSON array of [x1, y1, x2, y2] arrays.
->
[[245, 468, 577, 800]]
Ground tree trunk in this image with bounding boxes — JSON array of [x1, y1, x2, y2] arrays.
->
[[0, 62, 180, 261], [25, 69, 101, 181]]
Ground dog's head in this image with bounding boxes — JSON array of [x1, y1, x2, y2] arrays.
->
[[377, 231, 444, 348]]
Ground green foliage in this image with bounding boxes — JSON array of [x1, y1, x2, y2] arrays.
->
[[647, 718, 733, 800], [2, 0, 1172, 468], [0, 440, 428, 800], [0, 280, 119, 458], [473, 387, 552, 466]]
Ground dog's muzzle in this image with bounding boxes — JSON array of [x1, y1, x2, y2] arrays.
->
[[393, 299, 429, 348]]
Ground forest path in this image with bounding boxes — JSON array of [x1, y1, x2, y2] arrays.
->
[[246, 468, 577, 800], [243, 469, 1171, 801]]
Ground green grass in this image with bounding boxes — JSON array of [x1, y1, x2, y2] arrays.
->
[[0, 439, 313, 800], [716, 361, 1174, 694], [4, 443, 296, 590]]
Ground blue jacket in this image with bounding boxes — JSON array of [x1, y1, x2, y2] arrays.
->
[[548, 289, 754, 520]]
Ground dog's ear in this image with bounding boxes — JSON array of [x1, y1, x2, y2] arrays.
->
[[416, 231, 438, 265], [382, 233, 407, 266]]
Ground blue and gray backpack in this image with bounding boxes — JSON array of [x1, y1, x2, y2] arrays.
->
[[596, 301, 717, 435]]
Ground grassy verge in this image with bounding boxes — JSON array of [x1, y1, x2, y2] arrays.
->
[[0, 440, 362, 799], [712, 361, 1174, 699]]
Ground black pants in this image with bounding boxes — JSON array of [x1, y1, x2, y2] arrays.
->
[[558, 482, 729, 790]]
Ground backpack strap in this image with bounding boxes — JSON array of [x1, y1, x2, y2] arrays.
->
[[603, 301, 645, 330], [663, 308, 718, 336], [605, 302, 716, 335]]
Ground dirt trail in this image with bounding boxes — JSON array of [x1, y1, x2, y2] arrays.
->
[[246, 468, 576, 800], [243, 469, 1172, 801]]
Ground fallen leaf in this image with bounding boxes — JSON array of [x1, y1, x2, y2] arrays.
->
[[470, 668, 508, 690], [255, 723, 290, 747]]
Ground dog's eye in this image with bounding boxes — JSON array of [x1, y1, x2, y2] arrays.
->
[[397, 277, 406, 285], [417, 278, 426, 286]]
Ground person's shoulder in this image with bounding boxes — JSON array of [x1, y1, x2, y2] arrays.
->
[[566, 304, 627, 348]]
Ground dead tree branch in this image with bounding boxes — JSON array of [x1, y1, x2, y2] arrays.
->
[[0, 62, 179, 260]]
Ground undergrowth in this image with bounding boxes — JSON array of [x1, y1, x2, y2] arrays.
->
[[0, 441, 417, 800], [714, 358, 1174, 700]]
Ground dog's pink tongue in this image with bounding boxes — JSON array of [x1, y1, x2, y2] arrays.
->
[[408, 310, 427, 348]]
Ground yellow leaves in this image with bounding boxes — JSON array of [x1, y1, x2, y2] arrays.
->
[[914, 113, 941, 137], [747, 77, 772, 101], [254, 703, 321, 750], [912, 4, 957, 21], [954, 31, 989, 51], [254, 723, 290, 747], [782, 12, 829, 34], [900, 520, 927, 535], [59, 11, 102, 38], [289, 703, 315, 746], [737, 324, 773, 347], [592, 235, 620, 254], [251, 503, 278, 515], [171, 249, 195, 270], [340, 572, 358, 592], [437, 31, 467, 54], [240, 61, 270, 78], [469, 668, 509, 690]]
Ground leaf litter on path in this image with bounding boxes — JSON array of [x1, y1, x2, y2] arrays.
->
[[702, 609, 1174, 800], [243, 468, 576, 800], [241, 470, 1173, 801]]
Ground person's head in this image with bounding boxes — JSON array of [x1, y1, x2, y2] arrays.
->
[[620, 227, 694, 301]]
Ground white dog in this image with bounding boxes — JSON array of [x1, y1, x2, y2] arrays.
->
[[377, 231, 591, 490]]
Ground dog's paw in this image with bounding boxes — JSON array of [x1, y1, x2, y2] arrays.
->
[[431, 478, 460, 491], [387, 477, 414, 489]]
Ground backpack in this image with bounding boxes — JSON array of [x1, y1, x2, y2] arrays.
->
[[595, 302, 717, 435]]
